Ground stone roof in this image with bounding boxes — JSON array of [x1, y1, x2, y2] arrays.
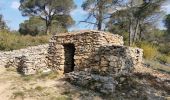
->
[[54, 30, 117, 37]]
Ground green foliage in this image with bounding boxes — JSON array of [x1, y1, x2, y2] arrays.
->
[[19, 15, 75, 36], [0, 14, 8, 30], [108, 0, 166, 45], [19, 0, 75, 34], [164, 14, 170, 34], [19, 17, 46, 36], [81, 0, 116, 30], [0, 30, 49, 51], [158, 44, 170, 55], [137, 42, 158, 60]]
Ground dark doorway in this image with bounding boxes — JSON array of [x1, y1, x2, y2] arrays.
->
[[63, 43, 75, 73]]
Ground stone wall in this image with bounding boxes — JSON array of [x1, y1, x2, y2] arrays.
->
[[0, 44, 49, 75], [88, 45, 143, 75]]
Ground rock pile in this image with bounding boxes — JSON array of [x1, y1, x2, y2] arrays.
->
[[0, 44, 49, 75]]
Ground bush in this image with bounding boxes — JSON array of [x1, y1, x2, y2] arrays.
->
[[137, 42, 158, 60], [0, 30, 49, 51], [158, 44, 170, 55]]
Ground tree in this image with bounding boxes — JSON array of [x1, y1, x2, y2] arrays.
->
[[81, 0, 119, 30], [164, 14, 170, 34], [0, 14, 7, 30], [19, 17, 45, 36], [19, 0, 75, 34], [108, 0, 165, 46], [19, 15, 75, 36]]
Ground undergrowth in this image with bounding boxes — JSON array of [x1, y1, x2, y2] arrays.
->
[[0, 30, 49, 51]]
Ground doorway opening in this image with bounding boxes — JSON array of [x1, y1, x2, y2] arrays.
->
[[63, 43, 75, 73]]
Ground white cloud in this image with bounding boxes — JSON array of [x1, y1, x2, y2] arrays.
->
[[11, 1, 20, 9]]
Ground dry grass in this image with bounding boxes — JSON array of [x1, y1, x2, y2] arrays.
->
[[144, 59, 170, 74], [0, 67, 102, 100], [0, 30, 50, 51], [137, 42, 158, 60]]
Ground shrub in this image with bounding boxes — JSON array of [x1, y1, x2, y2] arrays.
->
[[158, 44, 170, 55], [0, 30, 49, 51], [137, 42, 158, 60]]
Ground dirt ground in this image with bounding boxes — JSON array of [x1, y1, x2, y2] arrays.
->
[[0, 67, 102, 100], [0, 65, 170, 100]]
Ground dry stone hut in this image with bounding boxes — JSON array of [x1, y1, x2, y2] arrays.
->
[[48, 30, 123, 73], [47, 30, 143, 95], [47, 30, 142, 74]]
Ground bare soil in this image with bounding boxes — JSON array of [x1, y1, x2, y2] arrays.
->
[[0, 65, 170, 100], [0, 67, 102, 100]]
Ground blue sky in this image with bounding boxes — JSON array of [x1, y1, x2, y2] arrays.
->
[[0, 0, 170, 31]]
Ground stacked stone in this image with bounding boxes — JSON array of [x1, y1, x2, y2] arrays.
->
[[65, 45, 143, 95], [65, 71, 117, 95], [47, 30, 143, 95], [0, 44, 49, 75], [91, 45, 143, 75], [47, 30, 124, 72], [0, 30, 143, 94]]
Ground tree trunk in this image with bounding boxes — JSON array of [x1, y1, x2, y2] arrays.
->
[[97, 1, 103, 31], [129, 18, 133, 46], [97, 20, 102, 30], [45, 26, 50, 35], [139, 24, 142, 41], [45, 19, 51, 35], [133, 19, 140, 44]]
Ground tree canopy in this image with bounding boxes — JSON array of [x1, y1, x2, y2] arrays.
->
[[19, 15, 75, 36], [0, 14, 7, 30], [107, 0, 165, 45], [81, 0, 119, 30], [19, 17, 45, 36], [19, 0, 75, 34]]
